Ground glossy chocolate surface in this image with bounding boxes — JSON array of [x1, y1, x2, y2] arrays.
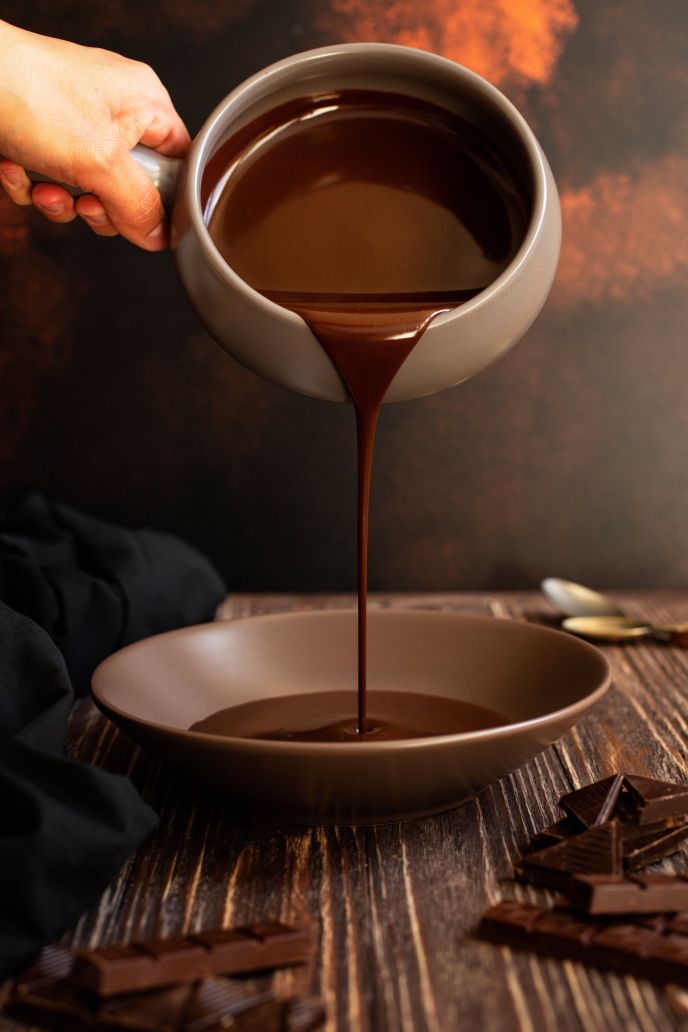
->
[[190, 689, 509, 742]]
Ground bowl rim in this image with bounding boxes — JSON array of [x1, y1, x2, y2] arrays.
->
[[91, 609, 612, 754]]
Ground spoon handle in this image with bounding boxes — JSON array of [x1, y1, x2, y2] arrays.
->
[[651, 627, 688, 648]]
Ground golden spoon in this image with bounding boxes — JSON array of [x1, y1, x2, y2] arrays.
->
[[541, 579, 688, 645], [562, 615, 688, 645]]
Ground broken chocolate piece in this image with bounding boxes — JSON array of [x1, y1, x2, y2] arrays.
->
[[72, 921, 310, 997], [181, 979, 285, 1032], [560, 774, 624, 828], [525, 776, 688, 873], [529, 818, 688, 871], [6, 975, 288, 1032], [623, 821, 688, 870], [529, 816, 581, 852], [563, 874, 688, 915], [515, 823, 622, 890], [621, 775, 688, 824], [8, 976, 97, 1031], [476, 900, 688, 985]]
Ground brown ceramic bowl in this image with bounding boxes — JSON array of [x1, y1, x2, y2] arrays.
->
[[91, 610, 611, 825]]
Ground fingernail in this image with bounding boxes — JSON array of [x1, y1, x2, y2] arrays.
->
[[37, 202, 63, 215], [1, 169, 22, 189], [145, 222, 166, 246]]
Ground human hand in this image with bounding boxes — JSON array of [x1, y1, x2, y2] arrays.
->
[[0, 20, 190, 250]]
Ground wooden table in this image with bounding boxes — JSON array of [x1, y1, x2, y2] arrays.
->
[[5, 591, 688, 1032]]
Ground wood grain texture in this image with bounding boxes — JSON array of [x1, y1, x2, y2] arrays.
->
[[4, 591, 688, 1032]]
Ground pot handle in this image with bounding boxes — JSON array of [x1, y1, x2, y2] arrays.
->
[[24, 144, 182, 210]]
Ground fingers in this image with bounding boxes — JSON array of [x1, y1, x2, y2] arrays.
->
[[30, 183, 78, 223], [82, 106, 190, 249], [1, 163, 78, 224], [103, 103, 190, 249], [0, 161, 33, 205], [75, 195, 118, 237], [130, 66, 191, 159], [0, 160, 117, 238], [1, 108, 190, 249], [1, 148, 167, 247], [86, 145, 167, 250], [139, 109, 191, 158]]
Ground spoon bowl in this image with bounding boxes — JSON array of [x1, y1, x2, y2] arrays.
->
[[541, 578, 624, 618]]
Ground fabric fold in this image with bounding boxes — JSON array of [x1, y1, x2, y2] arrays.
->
[[0, 496, 227, 978], [0, 602, 158, 977], [0, 493, 226, 695]]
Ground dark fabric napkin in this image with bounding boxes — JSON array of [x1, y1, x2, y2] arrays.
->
[[0, 494, 226, 979]]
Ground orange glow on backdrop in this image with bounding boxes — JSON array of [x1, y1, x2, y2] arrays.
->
[[318, 0, 578, 87], [319, 0, 688, 307], [556, 155, 688, 306]]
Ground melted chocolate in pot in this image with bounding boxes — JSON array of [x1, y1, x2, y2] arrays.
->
[[204, 91, 527, 738]]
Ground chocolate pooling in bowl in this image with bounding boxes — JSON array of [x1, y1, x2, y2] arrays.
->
[[190, 690, 509, 743]]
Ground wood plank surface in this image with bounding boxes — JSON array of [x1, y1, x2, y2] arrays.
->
[[4, 591, 688, 1032]]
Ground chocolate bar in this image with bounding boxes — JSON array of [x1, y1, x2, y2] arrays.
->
[[6, 943, 324, 1032], [476, 899, 688, 986], [563, 874, 688, 915], [515, 824, 622, 889], [72, 921, 310, 997], [8, 975, 286, 1031]]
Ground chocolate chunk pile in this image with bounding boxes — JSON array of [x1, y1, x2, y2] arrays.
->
[[516, 773, 688, 887], [476, 773, 688, 985], [4, 922, 324, 1031]]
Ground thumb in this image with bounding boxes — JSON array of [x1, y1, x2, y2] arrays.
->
[[86, 145, 167, 251]]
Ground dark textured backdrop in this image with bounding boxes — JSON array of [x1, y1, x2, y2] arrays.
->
[[1, 0, 687, 590]]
